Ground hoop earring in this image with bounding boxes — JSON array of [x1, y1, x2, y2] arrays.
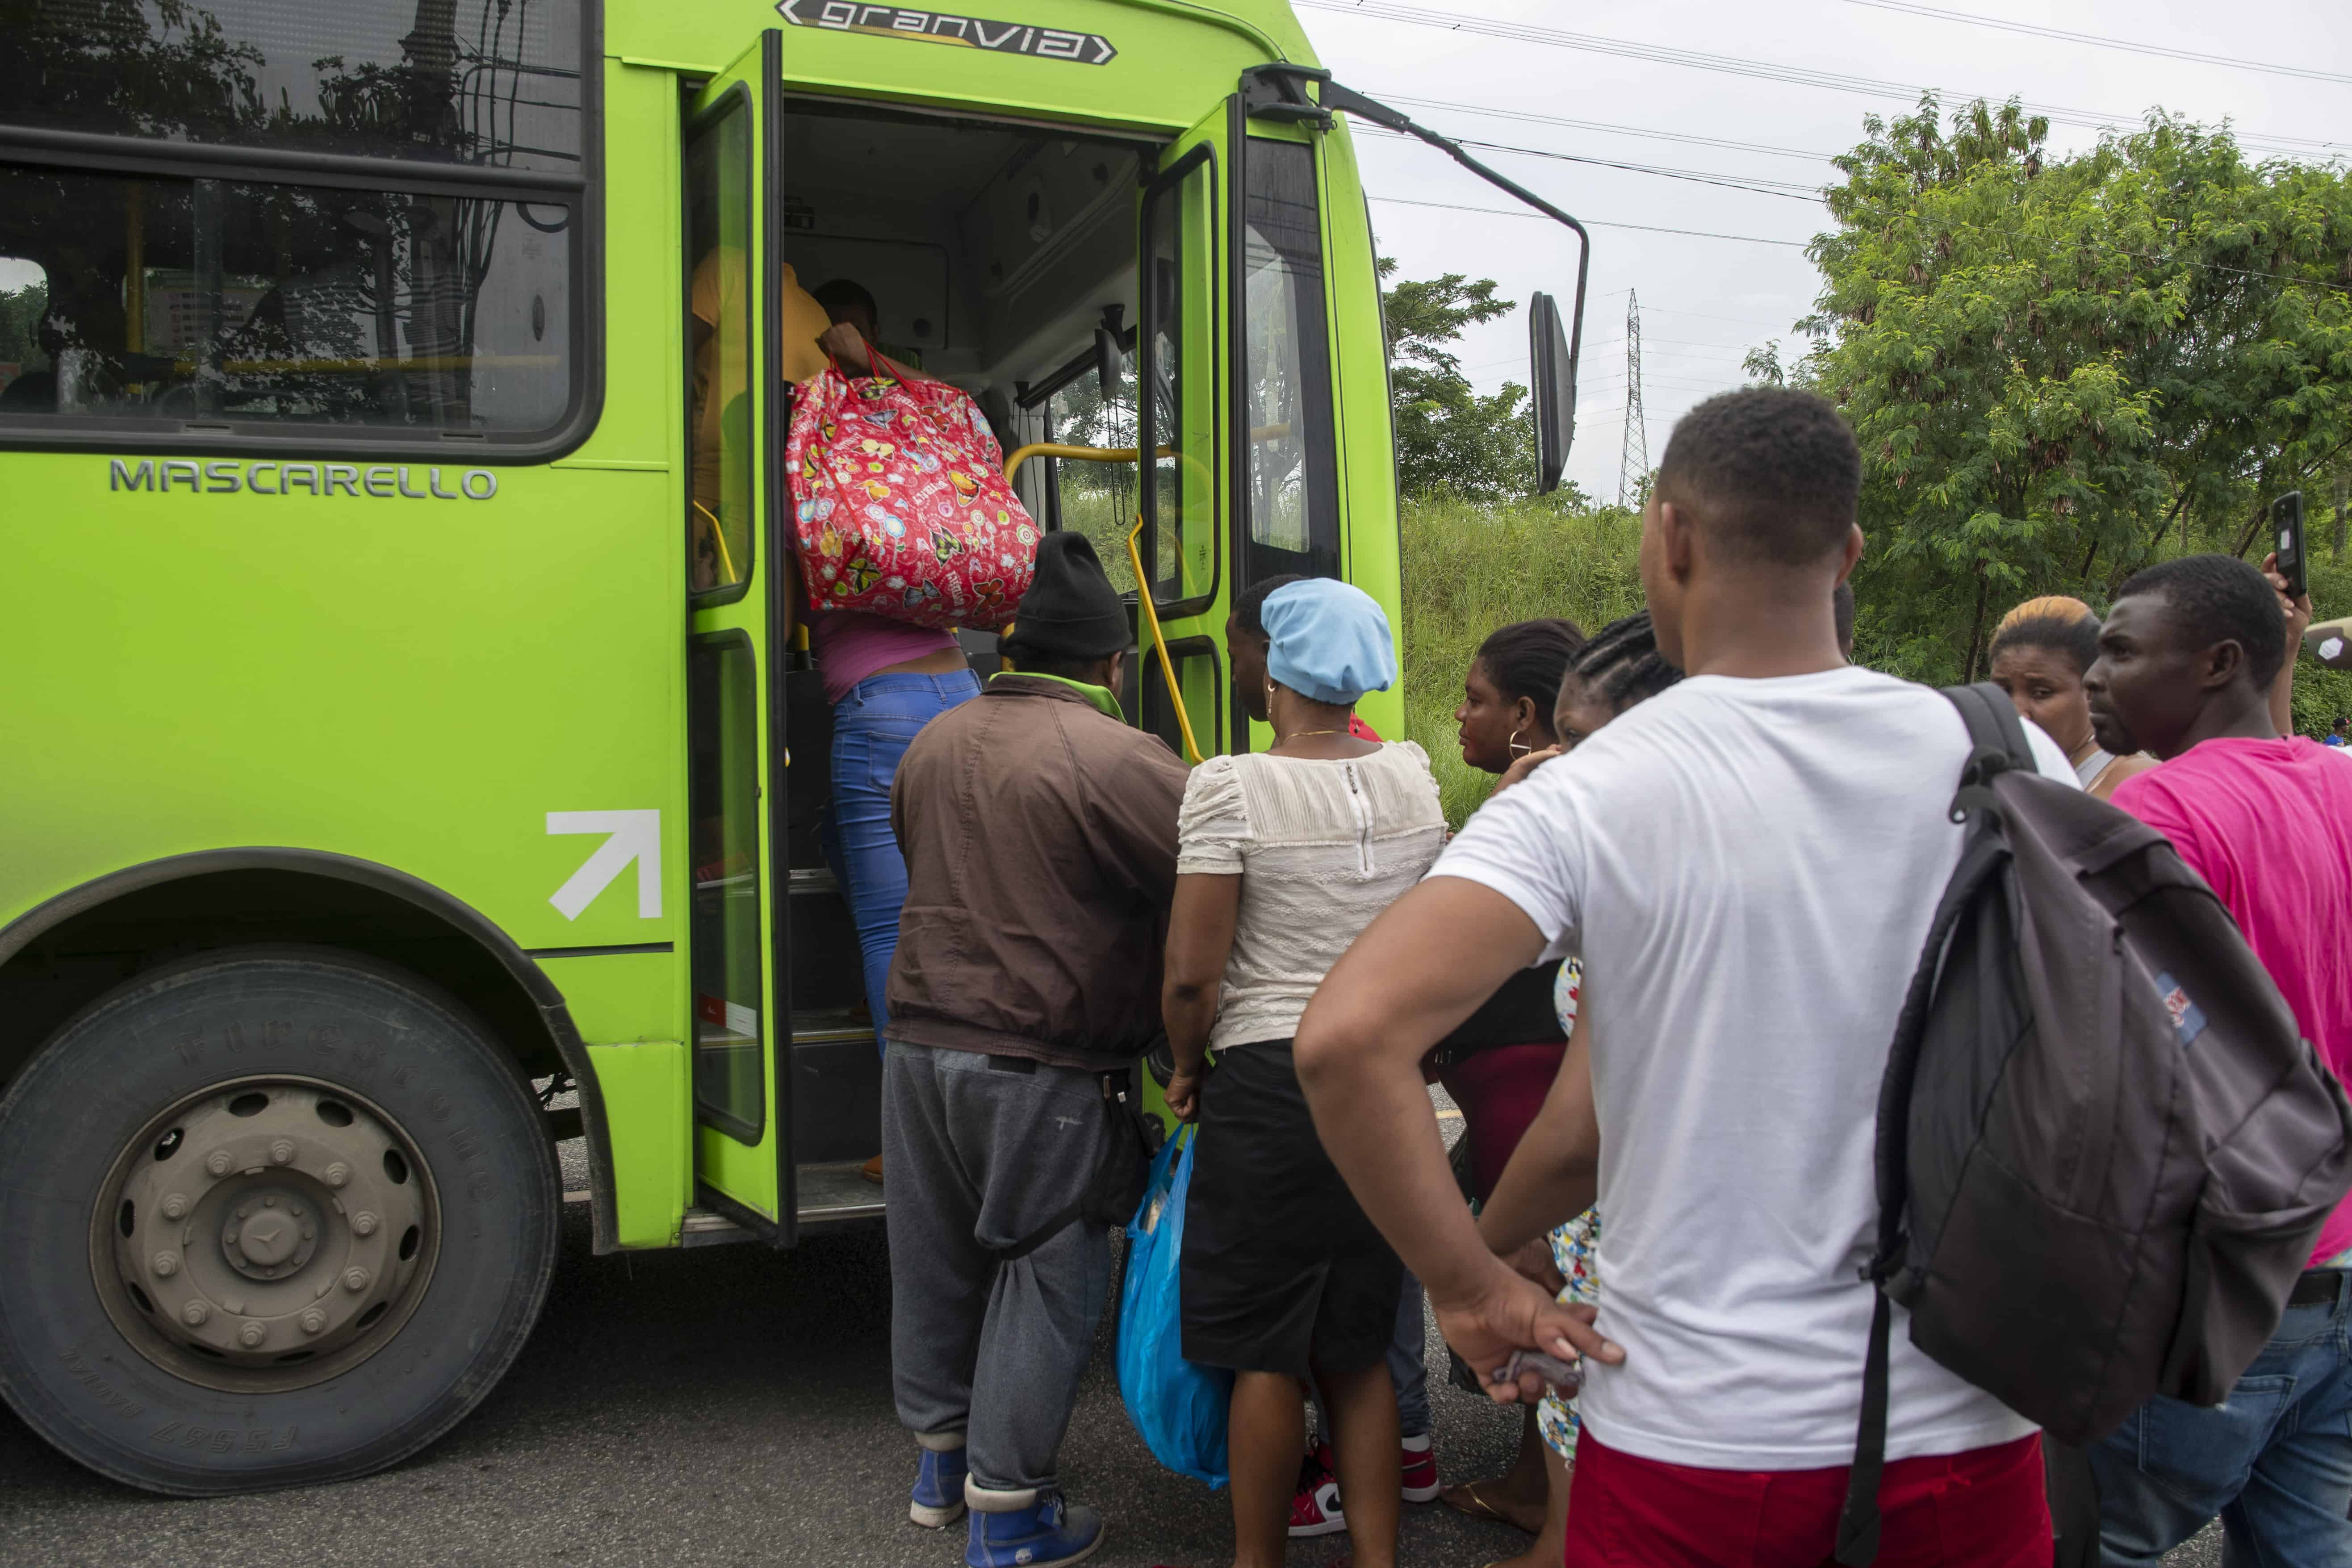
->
[[1507, 726, 1532, 759]]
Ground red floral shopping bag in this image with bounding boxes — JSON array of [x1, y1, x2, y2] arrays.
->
[[785, 356, 1036, 631]]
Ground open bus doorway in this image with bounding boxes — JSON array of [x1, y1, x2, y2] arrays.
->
[[752, 100, 1168, 1221]]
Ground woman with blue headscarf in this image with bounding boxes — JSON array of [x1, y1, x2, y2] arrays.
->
[[1160, 577, 1447, 1568]]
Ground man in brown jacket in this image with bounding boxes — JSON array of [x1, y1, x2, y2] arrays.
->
[[882, 531, 1189, 1567]]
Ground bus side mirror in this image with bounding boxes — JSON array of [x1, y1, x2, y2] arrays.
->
[[1529, 290, 1574, 496]]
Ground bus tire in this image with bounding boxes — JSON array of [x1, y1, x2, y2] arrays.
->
[[0, 946, 560, 1496]]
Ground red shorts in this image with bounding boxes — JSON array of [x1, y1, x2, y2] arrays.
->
[[1561, 1430, 2050, 1568]]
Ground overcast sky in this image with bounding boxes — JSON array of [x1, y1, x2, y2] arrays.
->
[[1304, 0, 2349, 502]]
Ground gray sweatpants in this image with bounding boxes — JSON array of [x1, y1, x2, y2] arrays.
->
[[883, 1039, 1115, 1501]]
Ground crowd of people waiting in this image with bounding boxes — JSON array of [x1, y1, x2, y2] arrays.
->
[[836, 385, 2352, 1568]]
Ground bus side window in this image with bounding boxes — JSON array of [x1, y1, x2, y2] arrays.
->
[[684, 100, 755, 601], [1039, 354, 1140, 595], [1240, 139, 1340, 585], [0, 259, 53, 412]]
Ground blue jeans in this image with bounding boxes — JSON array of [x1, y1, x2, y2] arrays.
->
[[819, 670, 979, 1047], [2091, 1270, 2352, 1567]]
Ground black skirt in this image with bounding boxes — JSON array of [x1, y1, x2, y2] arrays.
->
[[1178, 1040, 1405, 1379]]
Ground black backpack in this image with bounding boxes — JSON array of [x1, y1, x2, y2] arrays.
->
[[1834, 684, 2352, 1564]]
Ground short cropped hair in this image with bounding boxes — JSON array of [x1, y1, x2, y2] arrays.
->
[[2114, 554, 2287, 689], [1655, 389, 1860, 566], [1990, 595, 2103, 676], [1231, 573, 1310, 638], [812, 277, 879, 324]]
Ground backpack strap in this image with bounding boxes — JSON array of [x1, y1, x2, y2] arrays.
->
[[1940, 683, 2036, 823], [1837, 698, 2024, 1564]]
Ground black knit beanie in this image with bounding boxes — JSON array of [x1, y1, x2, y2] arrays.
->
[[1009, 532, 1130, 659]]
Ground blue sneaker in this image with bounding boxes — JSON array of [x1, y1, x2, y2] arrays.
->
[[965, 1490, 1102, 1568], [911, 1445, 969, 1528]]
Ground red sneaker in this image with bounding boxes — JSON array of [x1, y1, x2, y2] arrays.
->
[[1289, 1445, 1346, 1538], [1401, 1431, 1439, 1504]]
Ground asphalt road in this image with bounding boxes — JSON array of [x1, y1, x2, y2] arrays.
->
[[0, 1136, 2225, 1568]]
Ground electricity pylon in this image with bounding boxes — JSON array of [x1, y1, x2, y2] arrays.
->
[[1616, 291, 1648, 509]]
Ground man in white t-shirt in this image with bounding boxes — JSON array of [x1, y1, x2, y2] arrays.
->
[[1295, 389, 2072, 1566]]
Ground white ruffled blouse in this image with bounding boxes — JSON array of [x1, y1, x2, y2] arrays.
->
[[1176, 741, 1448, 1053]]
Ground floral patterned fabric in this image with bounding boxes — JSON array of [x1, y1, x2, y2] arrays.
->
[[786, 361, 1035, 630], [1539, 956, 1596, 1462]]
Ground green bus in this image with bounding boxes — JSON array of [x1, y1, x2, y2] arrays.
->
[[0, 0, 1586, 1494]]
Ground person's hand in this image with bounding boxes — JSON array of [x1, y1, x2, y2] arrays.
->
[[1164, 1064, 1204, 1123], [1497, 1232, 1566, 1296], [818, 321, 872, 373], [1433, 1256, 1624, 1407], [1494, 744, 1562, 794], [2263, 551, 2315, 645]]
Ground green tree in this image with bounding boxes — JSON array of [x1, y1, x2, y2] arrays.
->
[[1380, 258, 1542, 502], [0, 281, 50, 372], [1804, 98, 2352, 682]]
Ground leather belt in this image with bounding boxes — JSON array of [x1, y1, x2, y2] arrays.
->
[[2289, 1267, 2345, 1306]]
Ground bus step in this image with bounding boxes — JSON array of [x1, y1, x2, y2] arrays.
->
[[795, 1162, 886, 1227], [792, 1009, 876, 1045], [679, 1206, 755, 1247]]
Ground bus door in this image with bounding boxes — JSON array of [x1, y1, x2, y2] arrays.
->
[[1130, 108, 1227, 761], [682, 32, 802, 1239], [1225, 105, 1348, 755]]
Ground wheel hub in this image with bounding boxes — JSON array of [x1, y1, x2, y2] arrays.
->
[[99, 1079, 435, 1391], [222, 1193, 316, 1279]]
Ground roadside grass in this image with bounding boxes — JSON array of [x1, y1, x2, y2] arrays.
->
[[1399, 496, 1646, 825], [1397, 495, 2352, 827]]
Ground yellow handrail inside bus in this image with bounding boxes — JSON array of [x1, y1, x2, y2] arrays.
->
[[1002, 443, 1207, 759], [1126, 514, 1203, 765], [692, 499, 739, 585], [1001, 441, 1170, 482]]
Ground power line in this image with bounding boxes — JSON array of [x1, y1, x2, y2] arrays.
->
[[1296, 0, 2344, 156], [1368, 194, 1811, 248], [1356, 122, 1827, 202], [1605, 297, 1802, 331], [1838, 0, 2352, 87], [1367, 92, 1841, 163]]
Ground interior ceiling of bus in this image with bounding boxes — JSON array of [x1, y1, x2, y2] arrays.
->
[[780, 100, 1153, 404]]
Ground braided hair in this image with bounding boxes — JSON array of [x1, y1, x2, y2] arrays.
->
[[1565, 610, 1682, 718], [1473, 618, 1586, 730]]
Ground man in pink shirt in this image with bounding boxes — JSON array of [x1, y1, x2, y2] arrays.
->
[[2082, 552, 2352, 1568]]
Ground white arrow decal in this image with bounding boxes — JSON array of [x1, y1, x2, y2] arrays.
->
[[546, 810, 663, 921]]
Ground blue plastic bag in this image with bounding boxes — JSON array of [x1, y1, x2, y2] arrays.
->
[[1115, 1127, 1231, 1488]]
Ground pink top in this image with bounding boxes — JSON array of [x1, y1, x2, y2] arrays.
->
[[2110, 737, 2352, 1267], [808, 610, 959, 705]]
